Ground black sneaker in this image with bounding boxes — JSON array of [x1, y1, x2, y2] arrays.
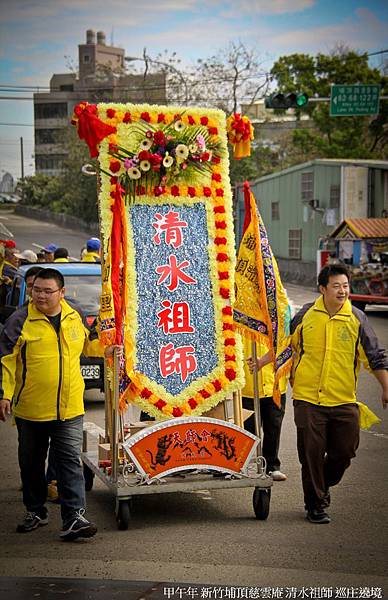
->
[[16, 511, 48, 533], [60, 509, 97, 541], [306, 508, 331, 524]]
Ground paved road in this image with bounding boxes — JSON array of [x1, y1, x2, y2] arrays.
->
[[0, 209, 387, 597]]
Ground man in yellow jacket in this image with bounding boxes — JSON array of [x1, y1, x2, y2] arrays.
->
[[250, 264, 388, 524], [0, 268, 111, 540], [242, 339, 287, 481]]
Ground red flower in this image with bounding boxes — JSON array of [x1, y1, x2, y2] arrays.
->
[[136, 185, 146, 195], [188, 186, 196, 197], [214, 237, 227, 245], [208, 126, 218, 135], [141, 388, 152, 399], [188, 398, 198, 409], [222, 306, 232, 316], [171, 185, 180, 196], [216, 188, 224, 197], [154, 186, 165, 196], [149, 153, 163, 165], [220, 287, 230, 299], [106, 108, 116, 118], [217, 252, 228, 261], [216, 221, 227, 230], [138, 150, 151, 161], [227, 354, 236, 362], [109, 160, 121, 173], [155, 399, 166, 410], [141, 112, 151, 122], [154, 130, 166, 146], [213, 206, 225, 213], [200, 116, 209, 126], [110, 176, 118, 184], [109, 143, 118, 153], [157, 113, 166, 123], [225, 338, 236, 346], [173, 407, 183, 417], [200, 390, 211, 399], [212, 380, 222, 392], [201, 152, 210, 162], [225, 368, 236, 381], [223, 323, 233, 330], [123, 112, 132, 123], [203, 187, 212, 197], [212, 156, 221, 164], [218, 271, 229, 280], [212, 173, 221, 182], [188, 115, 196, 125]]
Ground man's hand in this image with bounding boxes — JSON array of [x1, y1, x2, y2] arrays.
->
[[247, 357, 260, 373], [104, 345, 123, 358], [0, 399, 11, 422]]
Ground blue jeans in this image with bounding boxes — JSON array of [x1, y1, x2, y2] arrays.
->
[[15, 415, 86, 525]]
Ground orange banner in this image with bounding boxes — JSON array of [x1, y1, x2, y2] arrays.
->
[[123, 417, 258, 480]]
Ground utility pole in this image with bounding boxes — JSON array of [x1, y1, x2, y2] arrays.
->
[[20, 136, 24, 179]]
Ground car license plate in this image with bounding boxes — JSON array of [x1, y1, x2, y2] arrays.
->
[[81, 365, 100, 379]]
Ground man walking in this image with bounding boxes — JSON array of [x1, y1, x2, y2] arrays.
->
[[249, 264, 388, 524], [0, 268, 108, 540]]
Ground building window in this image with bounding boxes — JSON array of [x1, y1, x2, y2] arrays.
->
[[34, 103, 68, 119], [83, 55, 90, 63], [289, 229, 302, 260], [271, 201, 280, 221], [59, 84, 74, 92], [301, 172, 314, 202], [35, 155, 66, 170], [330, 184, 340, 209], [35, 129, 63, 144]]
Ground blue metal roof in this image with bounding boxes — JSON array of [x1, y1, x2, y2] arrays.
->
[[17, 262, 101, 277]]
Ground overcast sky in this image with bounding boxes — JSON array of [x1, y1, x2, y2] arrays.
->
[[0, 0, 387, 180]]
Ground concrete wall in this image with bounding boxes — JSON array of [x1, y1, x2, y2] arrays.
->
[[15, 204, 99, 236]]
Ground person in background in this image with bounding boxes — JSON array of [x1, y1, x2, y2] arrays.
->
[[242, 338, 287, 481], [36, 252, 46, 263], [24, 266, 42, 299], [43, 244, 58, 263], [54, 248, 69, 263], [81, 238, 101, 263], [14, 250, 38, 265], [249, 264, 388, 525], [0, 268, 116, 540]]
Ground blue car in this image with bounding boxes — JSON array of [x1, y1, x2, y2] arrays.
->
[[1, 262, 104, 393]]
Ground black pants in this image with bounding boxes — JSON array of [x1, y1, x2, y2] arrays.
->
[[294, 400, 359, 510], [242, 394, 286, 473]]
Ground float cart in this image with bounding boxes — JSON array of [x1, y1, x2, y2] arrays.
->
[[82, 350, 272, 530]]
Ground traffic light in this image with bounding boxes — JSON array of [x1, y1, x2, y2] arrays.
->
[[265, 92, 309, 109]]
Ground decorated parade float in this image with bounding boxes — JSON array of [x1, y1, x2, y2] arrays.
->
[[72, 102, 276, 529]]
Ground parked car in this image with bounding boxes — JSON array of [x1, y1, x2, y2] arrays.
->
[[0, 262, 104, 393]]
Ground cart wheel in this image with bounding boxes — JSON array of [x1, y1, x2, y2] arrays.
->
[[253, 488, 271, 520], [116, 501, 131, 530], [83, 464, 95, 492]]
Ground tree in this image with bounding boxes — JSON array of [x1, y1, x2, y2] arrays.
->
[[270, 49, 388, 159]]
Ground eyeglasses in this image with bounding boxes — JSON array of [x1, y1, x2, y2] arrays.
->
[[31, 286, 62, 296]]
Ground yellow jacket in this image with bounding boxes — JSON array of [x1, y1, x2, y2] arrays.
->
[[242, 338, 287, 399], [290, 296, 388, 406], [82, 251, 100, 263], [0, 299, 104, 421]]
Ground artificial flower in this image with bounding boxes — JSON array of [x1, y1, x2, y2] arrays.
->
[[175, 144, 189, 162], [140, 160, 151, 172], [154, 130, 166, 146], [140, 139, 152, 150], [127, 167, 141, 180], [163, 153, 174, 168], [196, 134, 205, 149], [174, 120, 186, 132], [188, 144, 197, 154]]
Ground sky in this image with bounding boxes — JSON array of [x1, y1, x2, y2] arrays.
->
[[0, 0, 387, 181]]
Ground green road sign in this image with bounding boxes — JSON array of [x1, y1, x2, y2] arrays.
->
[[330, 84, 380, 116]]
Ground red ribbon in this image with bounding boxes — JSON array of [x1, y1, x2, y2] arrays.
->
[[72, 102, 117, 158]]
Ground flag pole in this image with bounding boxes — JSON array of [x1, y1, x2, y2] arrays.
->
[[251, 340, 263, 474]]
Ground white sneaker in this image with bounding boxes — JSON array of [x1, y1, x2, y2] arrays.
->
[[270, 470, 287, 481]]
